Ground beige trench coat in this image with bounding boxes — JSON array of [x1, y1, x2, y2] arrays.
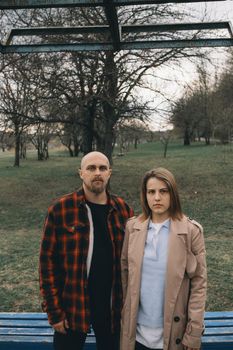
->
[[120, 215, 207, 350]]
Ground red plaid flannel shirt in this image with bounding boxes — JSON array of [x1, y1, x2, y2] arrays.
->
[[39, 187, 134, 333]]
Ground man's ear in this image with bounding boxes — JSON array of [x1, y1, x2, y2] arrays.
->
[[79, 168, 83, 179]]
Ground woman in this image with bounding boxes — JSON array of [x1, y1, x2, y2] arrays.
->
[[120, 168, 207, 350]]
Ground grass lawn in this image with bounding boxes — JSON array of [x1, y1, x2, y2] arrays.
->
[[0, 141, 232, 312]]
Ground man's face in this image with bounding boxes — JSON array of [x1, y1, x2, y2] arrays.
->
[[79, 153, 112, 195]]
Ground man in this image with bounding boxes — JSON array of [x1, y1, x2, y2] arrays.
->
[[39, 151, 134, 350]]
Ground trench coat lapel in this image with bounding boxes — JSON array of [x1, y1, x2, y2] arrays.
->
[[163, 217, 189, 342], [128, 218, 149, 270], [126, 217, 150, 345]]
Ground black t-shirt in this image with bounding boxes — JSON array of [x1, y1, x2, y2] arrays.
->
[[86, 201, 113, 327]]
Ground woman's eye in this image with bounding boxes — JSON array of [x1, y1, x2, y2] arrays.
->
[[147, 190, 155, 194]]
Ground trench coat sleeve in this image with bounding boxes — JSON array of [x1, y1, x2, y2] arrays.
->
[[182, 223, 207, 349]]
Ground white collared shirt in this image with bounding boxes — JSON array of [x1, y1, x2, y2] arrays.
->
[[136, 218, 170, 349]]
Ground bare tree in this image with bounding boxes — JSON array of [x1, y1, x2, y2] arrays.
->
[[0, 5, 208, 163], [0, 60, 32, 166], [29, 123, 53, 160], [160, 129, 173, 158]]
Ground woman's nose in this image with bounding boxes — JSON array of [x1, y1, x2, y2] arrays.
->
[[155, 191, 161, 200]]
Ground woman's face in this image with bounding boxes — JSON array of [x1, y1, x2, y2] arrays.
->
[[146, 177, 171, 223]]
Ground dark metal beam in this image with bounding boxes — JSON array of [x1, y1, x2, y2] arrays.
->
[[103, 0, 121, 51], [5, 26, 110, 45], [229, 22, 233, 38], [121, 38, 233, 49], [6, 21, 232, 45], [0, 43, 113, 53], [1, 38, 233, 54], [114, 0, 227, 4], [0, 0, 103, 9], [122, 21, 232, 34], [0, 0, 227, 10]]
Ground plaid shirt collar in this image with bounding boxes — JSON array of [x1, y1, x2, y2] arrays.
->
[[76, 187, 119, 211]]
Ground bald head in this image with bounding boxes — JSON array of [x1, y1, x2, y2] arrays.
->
[[80, 151, 110, 170]]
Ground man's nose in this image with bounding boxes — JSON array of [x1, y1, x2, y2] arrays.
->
[[94, 167, 101, 175]]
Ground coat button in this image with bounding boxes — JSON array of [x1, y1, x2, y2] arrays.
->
[[174, 316, 180, 322], [176, 338, 181, 344]]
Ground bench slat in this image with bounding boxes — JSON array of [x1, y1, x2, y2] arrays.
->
[[0, 327, 54, 336], [205, 319, 233, 327], [202, 335, 233, 342], [3, 327, 230, 338], [204, 311, 233, 319], [0, 313, 47, 320], [204, 327, 233, 335], [202, 343, 233, 350], [0, 340, 95, 350], [0, 335, 96, 343], [0, 320, 50, 327], [0, 336, 52, 343]]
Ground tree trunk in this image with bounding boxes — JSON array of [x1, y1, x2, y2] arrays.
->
[[100, 100, 116, 164], [103, 126, 115, 164], [68, 145, 74, 157], [81, 107, 94, 155], [37, 136, 43, 160], [73, 136, 80, 157], [184, 127, 190, 146], [164, 142, 168, 158], [14, 126, 20, 167], [20, 139, 27, 159], [43, 141, 49, 159], [205, 136, 210, 145], [100, 51, 118, 163]]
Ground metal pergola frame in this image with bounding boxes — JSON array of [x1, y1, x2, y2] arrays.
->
[[0, 0, 233, 53]]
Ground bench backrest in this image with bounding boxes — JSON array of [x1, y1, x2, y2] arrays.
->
[[1, 311, 233, 349]]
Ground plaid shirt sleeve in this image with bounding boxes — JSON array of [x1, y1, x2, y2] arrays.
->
[[39, 206, 66, 325]]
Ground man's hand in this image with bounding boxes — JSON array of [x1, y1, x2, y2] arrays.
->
[[183, 347, 200, 350], [52, 319, 69, 334]]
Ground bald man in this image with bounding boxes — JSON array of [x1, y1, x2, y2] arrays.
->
[[40, 151, 134, 350]]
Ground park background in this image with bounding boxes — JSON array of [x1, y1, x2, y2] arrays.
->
[[0, 2, 233, 315], [0, 140, 233, 313]]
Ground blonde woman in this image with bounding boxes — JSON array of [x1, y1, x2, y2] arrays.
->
[[120, 168, 207, 350]]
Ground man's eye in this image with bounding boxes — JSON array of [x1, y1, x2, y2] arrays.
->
[[99, 166, 108, 171], [87, 166, 96, 171]]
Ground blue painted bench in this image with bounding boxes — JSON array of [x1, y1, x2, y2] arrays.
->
[[0, 311, 233, 349], [0, 313, 95, 350], [202, 311, 233, 349]]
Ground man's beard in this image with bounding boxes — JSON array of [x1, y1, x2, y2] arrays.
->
[[87, 179, 105, 194]]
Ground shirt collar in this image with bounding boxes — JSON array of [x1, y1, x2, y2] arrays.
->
[[77, 187, 116, 210], [148, 218, 170, 231]]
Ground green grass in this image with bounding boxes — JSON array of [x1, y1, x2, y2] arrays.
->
[[0, 141, 233, 311]]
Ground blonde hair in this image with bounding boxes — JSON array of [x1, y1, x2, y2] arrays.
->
[[140, 167, 183, 221]]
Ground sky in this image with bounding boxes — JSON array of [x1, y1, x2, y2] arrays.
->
[[0, 1, 232, 131], [144, 0, 233, 130], [192, 1, 233, 23]]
